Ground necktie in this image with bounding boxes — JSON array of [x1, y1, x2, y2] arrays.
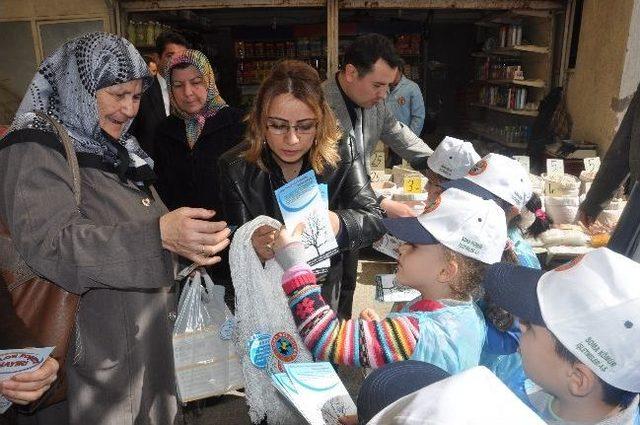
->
[[354, 107, 365, 158]]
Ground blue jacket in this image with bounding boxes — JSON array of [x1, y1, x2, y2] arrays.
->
[[393, 299, 486, 375], [386, 75, 425, 136], [509, 227, 541, 269], [480, 231, 542, 404]]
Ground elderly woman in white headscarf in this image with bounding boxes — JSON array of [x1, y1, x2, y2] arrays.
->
[[0, 33, 231, 424]]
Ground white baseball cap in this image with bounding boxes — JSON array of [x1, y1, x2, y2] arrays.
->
[[483, 247, 640, 393], [383, 188, 507, 264], [463, 153, 533, 211], [367, 366, 545, 425], [427, 136, 481, 180]]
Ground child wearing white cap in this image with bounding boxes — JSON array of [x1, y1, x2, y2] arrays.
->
[[446, 153, 551, 269], [483, 248, 640, 424], [443, 153, 553, 398], [270, 188, 508, 375], [424, 136, 481, 202], [367, 366, 545, 425]]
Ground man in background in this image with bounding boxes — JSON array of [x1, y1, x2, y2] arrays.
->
[[322, 33, 433, 318], [323, 33, 432, 218], [388, 65, 425, 138], [386, 66, 425, 166]]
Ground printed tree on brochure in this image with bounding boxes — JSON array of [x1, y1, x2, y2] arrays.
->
[[301, 211, 329, 257]]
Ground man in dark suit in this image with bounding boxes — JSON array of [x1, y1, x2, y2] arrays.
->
[[130, 31, 189, 159], [323, 34, 433, 318]]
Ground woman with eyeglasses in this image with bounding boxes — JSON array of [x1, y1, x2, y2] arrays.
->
[[218, 60, 384, 313]]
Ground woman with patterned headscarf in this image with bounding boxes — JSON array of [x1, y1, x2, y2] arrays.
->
[[153, 49, 244, 304], [0, 33, 232, 424]]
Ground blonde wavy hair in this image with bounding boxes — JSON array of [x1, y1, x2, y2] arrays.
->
[[243, 60, 342, 174]]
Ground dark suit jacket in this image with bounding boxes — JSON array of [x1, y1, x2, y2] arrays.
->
[[130, 76, 166, 160], [153, 107, 245, 212]]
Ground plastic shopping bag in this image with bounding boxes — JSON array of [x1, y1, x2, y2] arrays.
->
[[172, 269, 244, 403]]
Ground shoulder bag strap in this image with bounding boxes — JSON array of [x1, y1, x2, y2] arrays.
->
[[33, 111, 81, 206]]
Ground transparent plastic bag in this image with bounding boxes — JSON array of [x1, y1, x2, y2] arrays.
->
[[172, 269, 244, 403]]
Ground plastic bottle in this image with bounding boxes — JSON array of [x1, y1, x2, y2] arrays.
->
[[135, 22, 145, 47], [127, 20, 136, 44], [146, 22, 155, 46]]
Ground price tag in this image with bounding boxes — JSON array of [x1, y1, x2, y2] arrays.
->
[[583, 157, 601, 173], [370, 170, 384, 182], [513, 155, 530, 173], [546, 159, 564, 177], [403, 175, 423, 194], [370, 151, 386, 170]]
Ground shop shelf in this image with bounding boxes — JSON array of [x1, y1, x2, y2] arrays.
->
[[470, 102, 539, 117]]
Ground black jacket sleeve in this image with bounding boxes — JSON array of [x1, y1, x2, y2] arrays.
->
[[152, 118, 178, 211], [581, 85, 640, 218], [218, 154, 253, 227], [333, 139, 385, 251]]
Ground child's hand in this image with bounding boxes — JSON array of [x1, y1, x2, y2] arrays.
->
[[359, 308, 381, 321], [273, 222, 306, 254]]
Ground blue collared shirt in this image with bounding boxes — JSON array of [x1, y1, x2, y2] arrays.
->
[[386, 75, 425, 136]]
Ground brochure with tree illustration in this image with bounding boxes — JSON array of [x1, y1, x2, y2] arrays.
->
[[275, 171, 339, 272]]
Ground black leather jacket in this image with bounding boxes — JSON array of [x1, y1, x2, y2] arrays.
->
[[218, 137, 385, 252]]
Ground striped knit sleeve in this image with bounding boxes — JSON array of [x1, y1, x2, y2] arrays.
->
[[282, 264, 421, 368]]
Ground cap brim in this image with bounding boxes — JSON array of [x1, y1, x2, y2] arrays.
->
[[441, 178, 500, 203], [482, 263, 546, 326], [357, 360, 450, 424], [383, 217, 439, 245]]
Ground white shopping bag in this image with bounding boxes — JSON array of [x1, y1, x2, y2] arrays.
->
[[172, 269, 244, 403]]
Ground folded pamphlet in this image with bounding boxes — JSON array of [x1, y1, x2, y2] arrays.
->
[[271, 362, 356, 425], [275, 171, 339, 274]]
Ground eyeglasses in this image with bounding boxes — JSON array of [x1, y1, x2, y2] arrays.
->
[[266, 121, 317, 135]]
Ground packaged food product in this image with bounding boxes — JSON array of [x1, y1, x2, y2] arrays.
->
[[539, 228, 590, 247], [392, 192, 429, 202], [579, 170, 597, 195], [530, 174, 544, 196], [392, 165, 420, 186], [542, 173, 580, 197], [545, 195, 580, 225], [371, 181, 398, 199]]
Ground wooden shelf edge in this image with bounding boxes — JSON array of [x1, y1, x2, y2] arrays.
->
[[470, 102, 539, 117], [472, 44, 550, 57], [476, 79, 547, 88], [469, 126, 529, 149], [510, 44, 550, 54], [475, 9, 553, 26]]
